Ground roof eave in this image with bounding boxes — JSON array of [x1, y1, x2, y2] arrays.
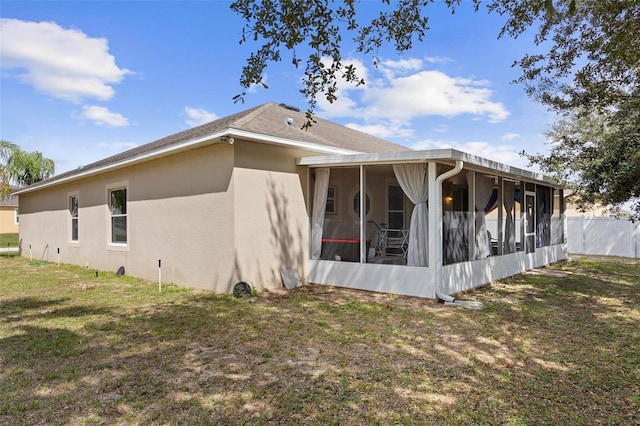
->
[[13, 128, 360, 196], [298, 148, 563, 186], [226, 128, 359, 156]]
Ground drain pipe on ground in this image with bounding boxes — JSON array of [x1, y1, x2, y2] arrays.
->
[[434, 160, 483, 310]]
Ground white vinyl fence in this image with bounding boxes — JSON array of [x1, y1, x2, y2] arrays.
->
[[567, 216, 640, 258]]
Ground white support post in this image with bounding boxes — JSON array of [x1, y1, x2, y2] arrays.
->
[[497, 176, 504, 255], [428, 162, 437, 269], [469, 171, 476, 261], [360, 165, 366, 264]]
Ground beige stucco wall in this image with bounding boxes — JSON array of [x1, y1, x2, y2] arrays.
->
[[0, 206, 19, 234], [19, 143, 237, 291], [232, 140, 311, 290], [18, 138, 313, 293]]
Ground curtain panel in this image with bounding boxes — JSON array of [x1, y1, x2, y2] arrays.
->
[[393, 164, 429, 266], [311, 168, 330, 260], [503, 181, 516, 253], [468, 173, 495, 259]]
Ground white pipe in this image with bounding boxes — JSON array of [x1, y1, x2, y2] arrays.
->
[[435, 160, 463, 303], [434, 160, 482, 309], [158, 259, 162, 292]]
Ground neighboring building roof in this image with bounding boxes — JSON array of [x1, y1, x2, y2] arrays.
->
[[15, 102, 410, 195], [0, 195, 19, 207], [1, 186, 20, 206]]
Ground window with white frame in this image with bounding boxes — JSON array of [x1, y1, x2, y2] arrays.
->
[[69, 195, 79, 241], [352, 190, 371, 219], [387, 184, 405, 229], [109, 187, 127, 244], [325, 186, 336, 215]]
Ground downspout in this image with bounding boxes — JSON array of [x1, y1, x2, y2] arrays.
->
[[434, 160, 483, 309]]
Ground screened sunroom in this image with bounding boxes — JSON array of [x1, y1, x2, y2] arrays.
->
[[299, 149, 566, 300]]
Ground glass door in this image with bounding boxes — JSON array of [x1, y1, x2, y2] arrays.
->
[[524, 188, 536, 253]]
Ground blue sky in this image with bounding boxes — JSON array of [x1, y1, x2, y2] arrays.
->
[[1, 1, 556, 175]]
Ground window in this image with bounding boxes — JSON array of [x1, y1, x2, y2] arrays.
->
[[352, 190, 371, 218], [14, 208, 19, 225], [70, 195, 79, 241], [109, 188, 127, 244], [325, 186, 336, 215], [387, 184, 404, 229]]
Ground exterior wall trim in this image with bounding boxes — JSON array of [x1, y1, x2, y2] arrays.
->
[[67, 190, 80, 247], [307, 243, 566, 299], [105, 180, 129, 251]]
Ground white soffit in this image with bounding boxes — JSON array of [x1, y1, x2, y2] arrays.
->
[[227, 128, 358, 156]]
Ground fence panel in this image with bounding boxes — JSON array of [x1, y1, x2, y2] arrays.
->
[[567, 217, 639, 258]]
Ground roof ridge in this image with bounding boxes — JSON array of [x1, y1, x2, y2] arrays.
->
[[16, 102, 410, 194], [229, 102, 276, 128]]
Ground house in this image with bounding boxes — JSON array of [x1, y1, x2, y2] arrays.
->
[[562, 190, 628, 218], [15, 102, 567, 299], [0, 188, 19, 234]]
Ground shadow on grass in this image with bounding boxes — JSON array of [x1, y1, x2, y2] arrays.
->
[[0, 257, 639, 424], [0, 297, 70, 318]]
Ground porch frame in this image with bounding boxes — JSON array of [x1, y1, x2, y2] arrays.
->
[[299, 149, 567, 299]]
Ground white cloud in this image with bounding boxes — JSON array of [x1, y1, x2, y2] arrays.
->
[[81, 106, 129, 127], [246, 74, 268, 94], [318, 57, 510, 124], [319, 57, 371, 94], [0, 18, 131, 102], [501, 132, 521, 141], [184, 107, 219, 127], [424, 55, 453, 64], [319, 96, 360, 118], [345, 121, 414, 139], [411, 139, 523, 166], [369, 70, 509, 123], [378, 58, 423, 80], [433, 124, 448, 133]]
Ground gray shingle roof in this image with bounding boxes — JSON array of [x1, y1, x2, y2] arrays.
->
[[230, 102, 410, 154], [1, 186, 20, 206], [19, 102, 410, 193], [0, 195, 19, 207]]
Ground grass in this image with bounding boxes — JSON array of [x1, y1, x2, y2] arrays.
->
[[1, 255, 639, 425], [0, 233, 19, 247]]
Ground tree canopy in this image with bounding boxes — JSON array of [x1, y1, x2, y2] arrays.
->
[[528, 95, 639, 215], [231, 0, 639, 218], [0, 140, 55, 199], [511, 0, 639, 219]]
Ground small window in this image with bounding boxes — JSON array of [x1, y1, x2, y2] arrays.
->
[[109, 188, 127, 244], [326, 186, 336, 215], [353, 190, 371, 218], [388, 184, 404, 229], [14, 208, 19, 225], [70, 196, 79, 241]]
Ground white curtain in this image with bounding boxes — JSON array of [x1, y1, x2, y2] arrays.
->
[[503, 181, 516, 253], [468, 173, 495, 259], [311, 168, 330, 260], [393, 164, 428, 266]]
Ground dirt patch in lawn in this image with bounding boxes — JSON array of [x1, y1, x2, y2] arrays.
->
[[1, 255, 639, 425]]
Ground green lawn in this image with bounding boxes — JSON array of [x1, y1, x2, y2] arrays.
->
[[1, 255, 639, 425], [0, 233, 19, 247]]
